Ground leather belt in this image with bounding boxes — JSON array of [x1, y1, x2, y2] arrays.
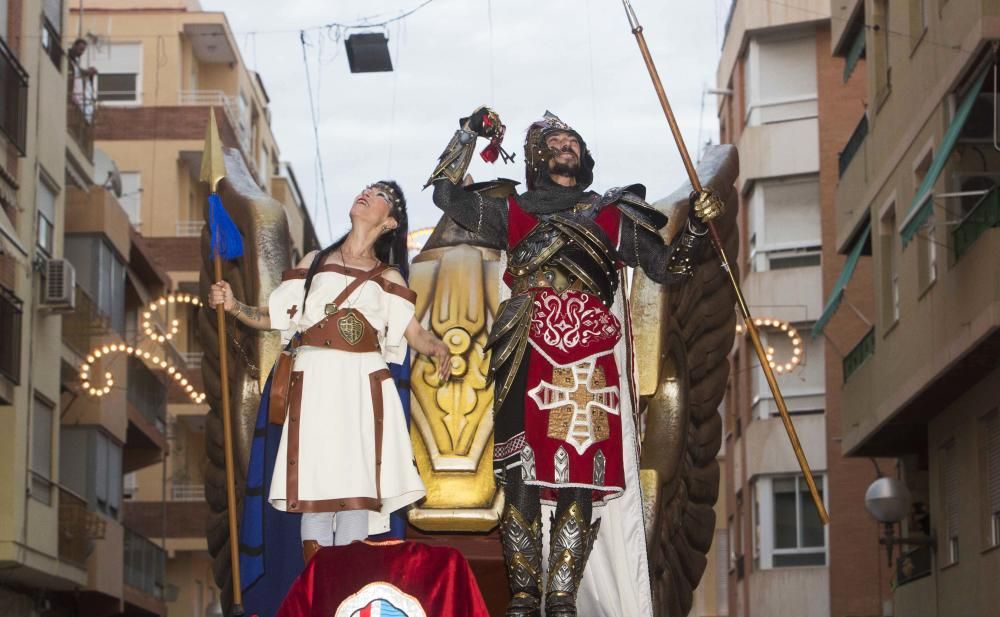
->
[[293, 308, 381, 353], [509, 265, 586, 295]]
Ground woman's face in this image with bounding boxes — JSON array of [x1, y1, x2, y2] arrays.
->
[[350, 184, 397, 232]]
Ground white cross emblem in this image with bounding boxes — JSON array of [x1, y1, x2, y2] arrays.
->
[[528, 360, 620, 455]]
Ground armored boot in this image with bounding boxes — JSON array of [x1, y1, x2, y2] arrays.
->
[[545, 502, 601, 617], [499, 502, 544, 617]]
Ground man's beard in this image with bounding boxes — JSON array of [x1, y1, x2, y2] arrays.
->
[[549, 157, 580, 179]]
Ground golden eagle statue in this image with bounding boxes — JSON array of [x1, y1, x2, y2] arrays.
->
[[203, 144, 738, 616]]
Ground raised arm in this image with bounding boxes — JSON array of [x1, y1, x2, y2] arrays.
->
[[427, 107, 509, 242]]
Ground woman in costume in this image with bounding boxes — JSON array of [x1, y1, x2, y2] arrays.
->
[[209, 180, 450, 561]]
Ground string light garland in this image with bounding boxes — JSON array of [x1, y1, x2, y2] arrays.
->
[[406, 227, 435, 251], [735, 317, 804, 375], [80, 293, 207, 404], [142, 293, 202, 343]]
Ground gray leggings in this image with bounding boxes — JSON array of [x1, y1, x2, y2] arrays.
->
[[300, 511, 369, 546]]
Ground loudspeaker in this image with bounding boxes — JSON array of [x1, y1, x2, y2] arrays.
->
[[345, 33, 393, 73]]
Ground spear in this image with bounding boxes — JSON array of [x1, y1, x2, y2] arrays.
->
[[201, 110, 248, 614], [620, 0, 829, 524]]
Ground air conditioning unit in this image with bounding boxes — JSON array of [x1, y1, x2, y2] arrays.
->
[[40, 259, 76, 312]]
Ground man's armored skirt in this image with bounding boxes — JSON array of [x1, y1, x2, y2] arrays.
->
[[491, 198, 628, 504], [266, 263, 426, 535]]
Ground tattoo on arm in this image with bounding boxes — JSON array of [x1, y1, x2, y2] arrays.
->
[[230, 300, 270, 328]]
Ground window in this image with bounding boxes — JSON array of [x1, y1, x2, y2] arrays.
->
[[715, 528, 729, 613], [872, 0, 892, 108], [747, 176, 822, 272], [59, 427, 122, 516], [0, 3, 8, 43], [36, 178, 57, 256], [119, 172, 142, 228], [879, 202, 900, 328], [941, 440, 960, 565], [913, 148, 937, 291], [982, 412, 1000, 548], [751, 326, 825, 419], [744, 32, 818, 126], [87, 43, 142, 104], [30, 395, 54, 505], [95, 431, 123, 517], [752, 475, 827, 568], [0, 36, 29, 154], [40, 0, 63, 68], [64, 235, 127, 333], [908, 0, 928, 48], [0, 286, 21, 385]]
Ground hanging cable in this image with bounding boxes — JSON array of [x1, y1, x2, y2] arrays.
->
[[299, 30, 334, 242]]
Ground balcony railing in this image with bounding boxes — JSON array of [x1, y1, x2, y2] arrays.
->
[[181, 351, 203, 369], [62, 286, 111, 358], [175, 220, 204, 237], [0, 285, 22, 384], [124, 527, 166, 599], [127, 356, 167, 433], [0, 36, 29, 154], [171, 482, 205, 501], [58, 487, 106, 568], [839, 115, 868, 178], [953, 186, 1000, 261], [178, 89, 252, 155], [843, 327, 875, 382]]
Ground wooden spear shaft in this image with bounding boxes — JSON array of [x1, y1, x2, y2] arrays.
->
[[621, 0, 829, 524], [203, 110, 245, 614]]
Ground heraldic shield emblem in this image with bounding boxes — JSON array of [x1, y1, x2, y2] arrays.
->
[[338, 310, 366, 346], [335, 582, 427, 617]]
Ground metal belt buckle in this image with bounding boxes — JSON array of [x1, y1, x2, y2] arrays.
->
[[324, 302, 338, 315]]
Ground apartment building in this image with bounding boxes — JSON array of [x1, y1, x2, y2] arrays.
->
[[68, 2, 319, 615], [822, 1, 1000, 615], [716, 1, 892, 615]]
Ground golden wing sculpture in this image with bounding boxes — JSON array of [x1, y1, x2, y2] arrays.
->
[[632, 144, 738, 615], [201, 148, 290, 609]]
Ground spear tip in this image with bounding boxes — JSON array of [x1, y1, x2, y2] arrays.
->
[[200, 108, 226, 193], [622, 0, 642, 32]]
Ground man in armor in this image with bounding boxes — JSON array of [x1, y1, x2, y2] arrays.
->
[[426, 108, 723, 617]]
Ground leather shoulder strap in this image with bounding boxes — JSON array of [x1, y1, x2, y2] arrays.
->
[[329, 263, 390, 308]]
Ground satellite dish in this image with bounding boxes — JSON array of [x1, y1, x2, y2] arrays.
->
[[93, 148, 123, 197]]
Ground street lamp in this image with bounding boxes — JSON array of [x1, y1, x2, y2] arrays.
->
[[864, 476, 934, 567]]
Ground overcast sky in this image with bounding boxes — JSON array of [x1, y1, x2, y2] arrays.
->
[[201, 0, 729, 245]]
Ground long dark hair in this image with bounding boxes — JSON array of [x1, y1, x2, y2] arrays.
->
[[303, 180, 409, 300]]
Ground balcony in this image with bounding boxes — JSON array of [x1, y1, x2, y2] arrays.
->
[[171, 482, 205, 501], [124, 526, 166, 599], [58, 487, 107, 568], [953, 186, 1000, 261], [838, 115, 868, 177], [842, 327, 875, 382], [62, 286, 111, 358], [0, 36, 28, 154], [67, 69, 97, 162]]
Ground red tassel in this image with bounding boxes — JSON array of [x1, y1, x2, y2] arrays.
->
[[480, 143, 499, 163]]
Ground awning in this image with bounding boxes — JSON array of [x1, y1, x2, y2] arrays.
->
[[900, 62, 992, 246], [0, 209, 27, 259], [812, 221, 871, 339]]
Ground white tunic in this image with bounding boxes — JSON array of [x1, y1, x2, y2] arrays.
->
[[266, 263, 425, 536]]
